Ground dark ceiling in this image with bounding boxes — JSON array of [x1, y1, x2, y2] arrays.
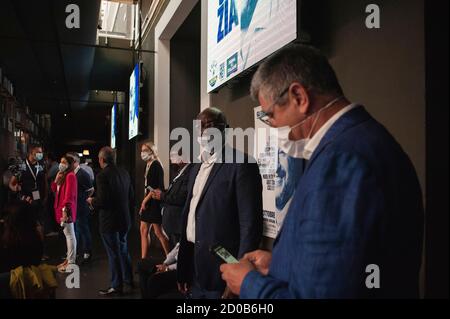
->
[[0, 0, 138, 150]]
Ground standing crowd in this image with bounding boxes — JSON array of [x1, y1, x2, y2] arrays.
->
[[0, 45, 424, 299]]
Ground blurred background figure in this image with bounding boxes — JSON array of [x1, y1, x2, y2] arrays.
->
[[8, 145, 48, 239], [87, 147, 134, 296], [0, 201, 43, 273]]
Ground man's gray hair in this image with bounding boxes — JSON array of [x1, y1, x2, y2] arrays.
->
[[99, 146, 116, 165], [66, 152, 80, 163], [250, 44, 343, 103]]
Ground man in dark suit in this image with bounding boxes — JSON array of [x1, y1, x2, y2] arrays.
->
[[177, 107, 263, 299], [220, 45, 424, 299], [151, 156, 193, 248], [87, 146, 134, 296]]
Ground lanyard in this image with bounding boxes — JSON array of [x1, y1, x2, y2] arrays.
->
[[166, 164, 189, 193], [26, 159, 39, 188], [173, 164, 189, 183]]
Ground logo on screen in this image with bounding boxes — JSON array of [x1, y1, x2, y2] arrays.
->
[[209, 61, 219, 87], [227, 53, 238, 77], [219, 63, 225, 80]]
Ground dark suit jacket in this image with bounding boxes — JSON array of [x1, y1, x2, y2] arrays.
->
[[92, 164, 134, 234], [240, 106, 425, 299], [161, 164, 193, 236], [75, 167, 93, 217], [177, 148, 263, 291]]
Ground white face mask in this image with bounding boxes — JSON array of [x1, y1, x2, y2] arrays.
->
[[197, 136, 214, 154], [59, 163, 68, 172], [277, 97, 343, 159], [141, 151, 152, 162]]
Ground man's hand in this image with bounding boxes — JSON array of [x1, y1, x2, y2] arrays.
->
[[243, 250, 272, 276], [21, 196, 32, 204], [220, 259, 255, 296], [9, 176, 20, 193], [86, 197, 93, 206], [177, 282, 190, 295], [156, 264, 168, 273], [151, 189, 162, 200], [221, 286, 237, 299]]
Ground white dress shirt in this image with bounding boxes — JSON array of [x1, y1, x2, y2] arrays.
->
[[303, 103, 359, 160], [186, 151, 219, 243], [163, 243, 180, 271]]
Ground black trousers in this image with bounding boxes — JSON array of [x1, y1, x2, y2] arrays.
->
[[137, 259, 182, 299]]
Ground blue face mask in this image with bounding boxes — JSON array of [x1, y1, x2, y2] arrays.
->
[[35, 153, 44, 161]]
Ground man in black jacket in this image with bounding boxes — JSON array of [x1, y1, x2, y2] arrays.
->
[[87, 147, 134, 296], [151, 156, 192, 248], [177, 108, 263, 299]]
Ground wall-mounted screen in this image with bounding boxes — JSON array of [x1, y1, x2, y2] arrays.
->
[[129, 63, 139, 140], [111, 103, 117, 149], [207, 0, 297, 92]]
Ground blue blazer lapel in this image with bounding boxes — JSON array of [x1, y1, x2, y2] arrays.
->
[[307, 106, 371, 168]]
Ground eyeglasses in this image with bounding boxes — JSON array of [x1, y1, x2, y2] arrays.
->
[[257, 87, 290, 126]]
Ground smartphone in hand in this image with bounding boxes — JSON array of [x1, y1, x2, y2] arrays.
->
[[210, 245, 239, 264]]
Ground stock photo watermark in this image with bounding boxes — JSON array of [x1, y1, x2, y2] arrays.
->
[[64, 264, 80, 289]]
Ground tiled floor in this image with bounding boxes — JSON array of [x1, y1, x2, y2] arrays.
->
[[45, 219, 165, 299]]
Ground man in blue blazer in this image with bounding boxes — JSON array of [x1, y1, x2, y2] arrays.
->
[[220, 45, 424, 299], [177, 107, 263, 299]]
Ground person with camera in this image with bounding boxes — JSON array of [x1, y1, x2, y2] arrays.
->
[[51, 155, 78, 273], [8, 146, 48, 235]]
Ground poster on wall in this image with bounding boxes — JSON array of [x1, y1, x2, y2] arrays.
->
[[254, 107, 304, 238], [128, 63, 139, 140], [208, 0, 297, 92]]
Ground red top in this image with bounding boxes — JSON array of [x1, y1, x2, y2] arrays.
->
[[52, 172, 78, 224]]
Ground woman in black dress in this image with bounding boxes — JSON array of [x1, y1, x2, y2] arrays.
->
[[139, 142, 170, 258]]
